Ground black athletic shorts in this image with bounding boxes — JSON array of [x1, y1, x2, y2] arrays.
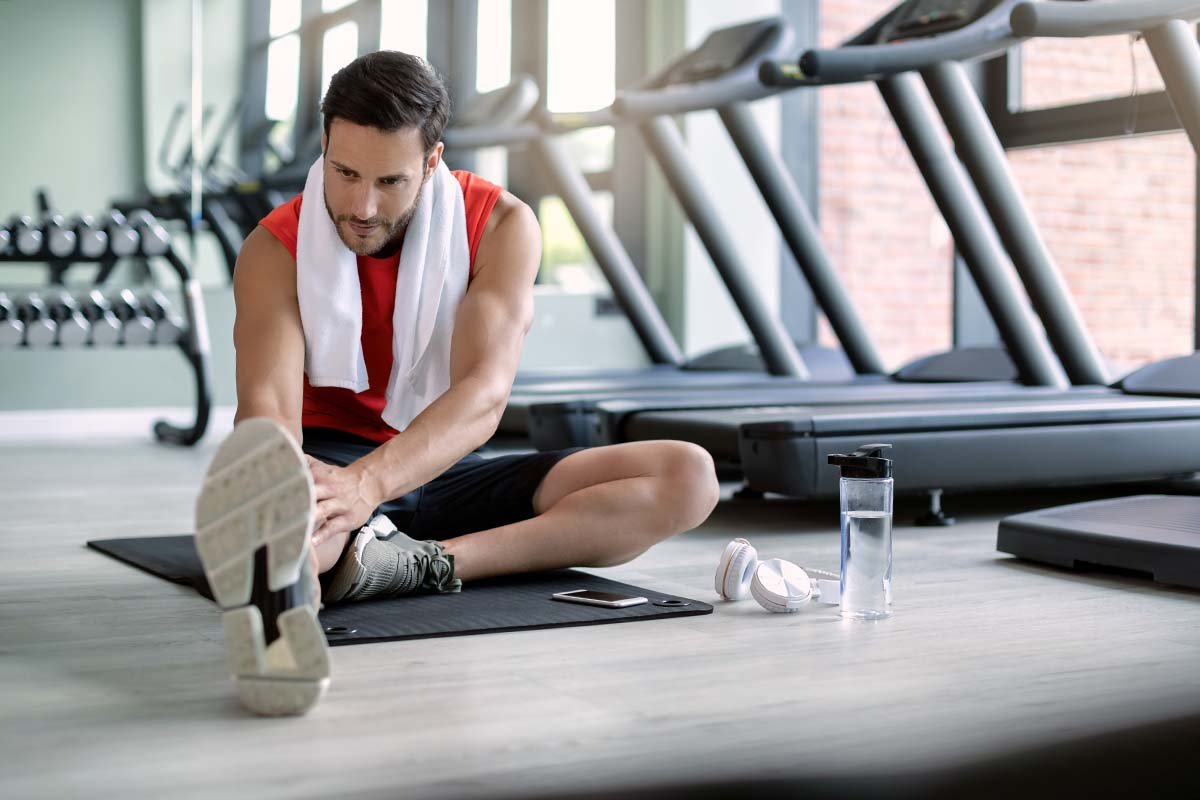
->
[[301, 427, 583, 540]]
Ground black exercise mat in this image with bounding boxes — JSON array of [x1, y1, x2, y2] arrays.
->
[[88, 535, 711, 646]]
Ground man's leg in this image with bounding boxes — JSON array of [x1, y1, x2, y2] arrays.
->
[[195, 418, 331, 716], [298, 429, 420, 576], [439, 440, 720, 582]]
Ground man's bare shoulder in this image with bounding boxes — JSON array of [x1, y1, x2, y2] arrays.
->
[[233, 227, 298, 299], [472, 191, 539, 279], [479, 191, 537, 243]]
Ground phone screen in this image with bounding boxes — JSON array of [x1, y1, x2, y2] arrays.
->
[[559, 590, 640, 602]]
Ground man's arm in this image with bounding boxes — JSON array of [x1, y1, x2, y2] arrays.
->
[[231, 226, 307, 444], [348, 192, 540, 508]]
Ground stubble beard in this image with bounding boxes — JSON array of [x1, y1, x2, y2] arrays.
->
[[324, 183, 424, 257]]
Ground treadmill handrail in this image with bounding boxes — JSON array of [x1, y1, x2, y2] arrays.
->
[[442, 78, 686, 368], [442, 75, 541, 149], [538, 107, 619, 135], [442, 121, 540, 150], [612, 21, 794, 119], [1010, 0, 1200, 38], [792, 1, 1021, 85], [452, 74, 540, 128]]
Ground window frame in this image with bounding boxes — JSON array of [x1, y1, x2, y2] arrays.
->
[[241, 0, 383, 178]]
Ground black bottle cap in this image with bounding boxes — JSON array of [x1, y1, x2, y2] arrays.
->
[[828, 443, 893, 479]]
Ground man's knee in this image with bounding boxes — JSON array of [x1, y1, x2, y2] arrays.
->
[[646, 440, 720, 533]]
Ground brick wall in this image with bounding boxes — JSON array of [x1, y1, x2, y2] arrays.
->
[[1012, 33, 1193, 372], [815, 1, 1195, 374]]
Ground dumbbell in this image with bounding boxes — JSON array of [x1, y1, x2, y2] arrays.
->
[[9, 215, 44, 257], [42, 214, 78, 259], [0, 293, 26, 348], [106, 289, 155, 346], [16, 294, 58, 347], [102, 210, 140, 258], [138, 289, 184, 345], [45, 290, 91, 347], [78, 290, 122, 346], [126, 209, 170, 256], [67, 214, 109, 259]]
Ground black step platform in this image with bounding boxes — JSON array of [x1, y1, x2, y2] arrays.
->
[[997, 495, 1200, 590]]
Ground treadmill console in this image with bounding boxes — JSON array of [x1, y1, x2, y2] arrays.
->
[[655, 18, 782, 87], [879, 0, 1003, 42]]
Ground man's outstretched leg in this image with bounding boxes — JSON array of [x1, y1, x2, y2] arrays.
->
[[318, 440, 720, 600], [195, 419, 330, 717]]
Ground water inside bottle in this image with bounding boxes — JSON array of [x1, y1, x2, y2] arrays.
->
[[840, 510, 892, 619]]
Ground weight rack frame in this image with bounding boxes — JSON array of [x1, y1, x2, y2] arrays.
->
[[1, 239, 213, 446]]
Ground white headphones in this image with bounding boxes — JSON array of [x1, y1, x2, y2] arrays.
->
[[715, 538, 840, 613]]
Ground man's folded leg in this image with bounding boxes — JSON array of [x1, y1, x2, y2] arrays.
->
[[297, 431, 719, 605], [301, 428, 579, 603], [322, 514, 461, 603]]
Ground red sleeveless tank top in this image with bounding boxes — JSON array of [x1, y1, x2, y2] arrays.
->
[[257, 170, 502, 444]]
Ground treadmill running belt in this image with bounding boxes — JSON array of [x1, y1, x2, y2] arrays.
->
[[88, 535, 712, 645]]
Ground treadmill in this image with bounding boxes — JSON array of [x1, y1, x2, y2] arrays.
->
[[445, 74, 863, 439], [995, 0, 1200, 589], [444, 75, 814, 437], [519, 14, 1092, 449], [447, 48, 1046, 441], [555, 0, 1200, 503]]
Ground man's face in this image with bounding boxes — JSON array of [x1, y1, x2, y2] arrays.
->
[[321, 118, 441, 256]]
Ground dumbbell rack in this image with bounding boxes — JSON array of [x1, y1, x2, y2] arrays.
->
[[0, 233, 213, 446]]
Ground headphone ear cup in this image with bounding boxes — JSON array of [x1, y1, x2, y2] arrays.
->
[[715, 538, 758, 600], [750, 558, 814, 613]]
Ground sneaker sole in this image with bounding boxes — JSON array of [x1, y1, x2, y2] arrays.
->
[[195, 418, 330, 716]]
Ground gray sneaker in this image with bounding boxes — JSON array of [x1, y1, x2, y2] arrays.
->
[[324, 514, 461, 603]]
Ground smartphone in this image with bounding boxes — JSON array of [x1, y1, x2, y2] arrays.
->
[[551, 589, 649, 608]]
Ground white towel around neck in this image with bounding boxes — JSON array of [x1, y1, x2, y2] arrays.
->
[[296, 156, 469, 432]]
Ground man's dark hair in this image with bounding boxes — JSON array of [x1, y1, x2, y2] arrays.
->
[[320, 51, 450, 154]]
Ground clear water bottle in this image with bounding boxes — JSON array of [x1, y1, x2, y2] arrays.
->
[[828, 444, 893, 620]]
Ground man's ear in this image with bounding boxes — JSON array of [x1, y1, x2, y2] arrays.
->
[[424, 142, 444, 180], [321, 131, 328, 155]]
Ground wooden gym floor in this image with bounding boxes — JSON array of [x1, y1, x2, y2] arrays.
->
[[2, 408, 1199, 799]]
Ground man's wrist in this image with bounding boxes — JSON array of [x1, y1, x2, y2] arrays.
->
[[350, 459, 389, 508]]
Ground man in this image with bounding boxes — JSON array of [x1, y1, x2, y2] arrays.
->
[[195, 51, 720, 716]]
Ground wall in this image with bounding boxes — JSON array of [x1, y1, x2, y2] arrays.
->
[[0, 0, 143, 216], [0, 0, 158, 412]]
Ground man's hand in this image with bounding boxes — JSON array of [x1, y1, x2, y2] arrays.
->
[[307, 456, 383, 547]]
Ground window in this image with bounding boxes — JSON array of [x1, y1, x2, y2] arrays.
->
[[534, 0, 617, 288], [539, 193, 614, 293], [1008, 134, 1195, 371], [476, 0, 512, 93], [985, 23, 1199, 373], [546, 0, 615, 113], [813, 0, 954, 368], [269, 0, 301, 38], [381, 0, 427, 57], [263, 0, 304, 169], [1019, 34, 1165, 112], [321, 21, 359, 99], [265, 34, 301, 122]]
